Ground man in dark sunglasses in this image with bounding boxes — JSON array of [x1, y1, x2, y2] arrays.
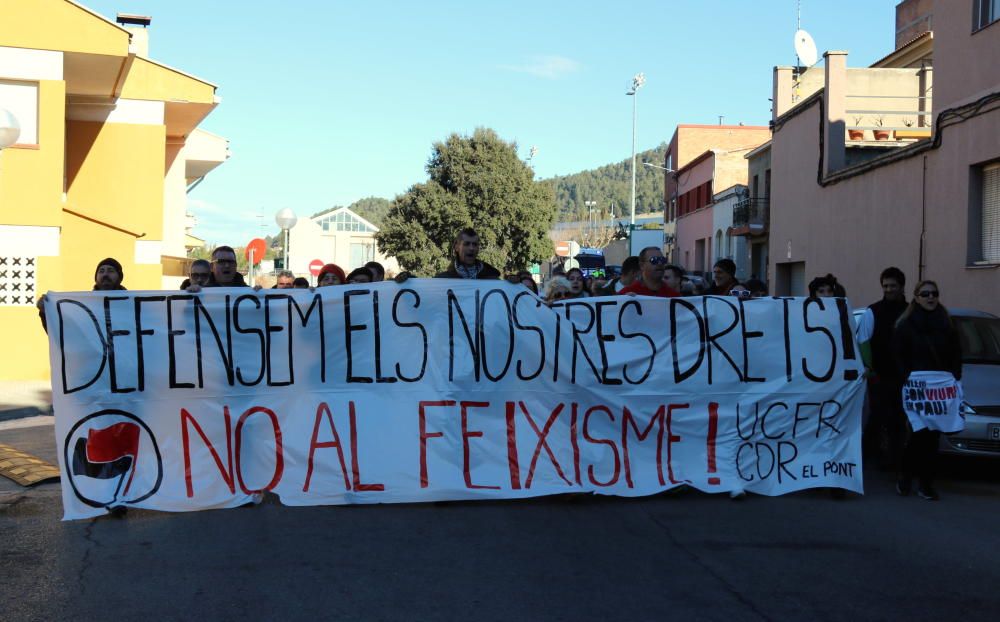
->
[[619, 246, 680, 298]]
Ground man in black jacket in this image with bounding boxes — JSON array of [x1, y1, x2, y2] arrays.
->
[[186, 246, 252, 291], [434, 228, 501, 279], [857, 267, 909, 470]]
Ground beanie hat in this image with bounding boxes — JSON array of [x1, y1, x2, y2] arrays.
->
[[95, 257, 124, 281], [318, 263, 346, 284]]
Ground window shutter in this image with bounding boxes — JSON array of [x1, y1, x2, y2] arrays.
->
[[984, 163, 1000, 263]]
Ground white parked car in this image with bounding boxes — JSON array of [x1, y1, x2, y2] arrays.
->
[[943, 309, 1000, 457]]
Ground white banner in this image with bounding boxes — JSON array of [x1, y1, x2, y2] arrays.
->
[[902, 371, 965, 433], [45, 282, 865, 519]]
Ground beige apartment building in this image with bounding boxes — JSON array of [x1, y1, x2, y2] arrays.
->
[[767, 0, 999, 315], [660, 124, 770, 264]]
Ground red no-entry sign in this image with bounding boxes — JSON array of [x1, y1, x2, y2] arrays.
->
[[309, 259, 324, 276]]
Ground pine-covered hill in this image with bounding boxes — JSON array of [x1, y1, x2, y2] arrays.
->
[[540, 143, 669, 222]]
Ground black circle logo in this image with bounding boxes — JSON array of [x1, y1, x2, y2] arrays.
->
[[63, 409, 163, 508]]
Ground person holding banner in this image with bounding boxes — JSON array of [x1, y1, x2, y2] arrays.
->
[[317, 263, 347, 286], [185, 246, 251, 292], [619, 247, 680, 298], [565, 267, 590, 298], [346, 267, 374, 284], [705, 258, 739, 296], [364, 261, 386, 282], [180, 259, 211, 290], [434, 228, 501, 280], [273, 270, 295, 289], [37, 257, 128, 332], [893, 280, 963, 501]]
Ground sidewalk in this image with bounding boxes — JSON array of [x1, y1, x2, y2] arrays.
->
[[0, 380, 58, 494], [0, 380, 52, 422]]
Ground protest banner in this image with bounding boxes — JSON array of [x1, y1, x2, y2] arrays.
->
[[902, 371, 965, 433], [45, 281, 865, 519]]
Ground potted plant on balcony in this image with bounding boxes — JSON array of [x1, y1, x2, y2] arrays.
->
[[895, 117, 929, 140], [872, 115, 891, 140], [849, 115, 865, 140]]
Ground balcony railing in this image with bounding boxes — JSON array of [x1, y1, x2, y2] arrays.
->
[[733, 197, 769, 232]]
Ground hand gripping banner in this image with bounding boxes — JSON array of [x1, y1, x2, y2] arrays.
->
[[45, 281, 865, 519]]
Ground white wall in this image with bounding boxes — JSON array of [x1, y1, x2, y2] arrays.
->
[[712, 189, 749, 279]]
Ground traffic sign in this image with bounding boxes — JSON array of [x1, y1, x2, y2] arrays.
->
[[244, 238, 267, 265], [309, 259, 324, 276]]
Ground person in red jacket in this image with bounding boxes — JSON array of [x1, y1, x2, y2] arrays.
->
[[619, 247, 680, 298]]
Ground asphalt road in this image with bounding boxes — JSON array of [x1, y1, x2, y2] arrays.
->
[[2, 422, 999, 622]]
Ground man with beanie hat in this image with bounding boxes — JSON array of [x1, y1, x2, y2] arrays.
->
[[38, 257, 128, 332], [94, 257, 127, 291]]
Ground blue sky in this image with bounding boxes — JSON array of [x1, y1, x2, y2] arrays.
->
[[81, 0, 898, 244]]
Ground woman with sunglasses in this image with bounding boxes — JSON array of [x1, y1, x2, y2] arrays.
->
[[892, 280, 963, 500]]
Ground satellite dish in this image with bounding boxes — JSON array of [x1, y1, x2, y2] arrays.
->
[[794, 29, 818, 67]]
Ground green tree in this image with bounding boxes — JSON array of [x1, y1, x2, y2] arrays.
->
[[377, 128, 556, 276], [377, 183, 469, 275]]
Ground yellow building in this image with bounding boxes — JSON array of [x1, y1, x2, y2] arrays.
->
[[0, 0, 229, 380]]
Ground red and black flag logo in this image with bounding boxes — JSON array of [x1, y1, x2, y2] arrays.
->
[[64, 410, 163, 509], [71, 422, 141, 503]]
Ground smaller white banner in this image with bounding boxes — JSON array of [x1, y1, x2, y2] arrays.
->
[[902, 371, 964, 433]]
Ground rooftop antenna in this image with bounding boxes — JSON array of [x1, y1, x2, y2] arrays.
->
[[793, 1, 818, 70]]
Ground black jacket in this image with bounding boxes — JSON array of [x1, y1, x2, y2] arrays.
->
[[868, 298, 909, 382], [206, 272, 250, 287], [434, 261, 501, 280], [893, 306, 963, 380]]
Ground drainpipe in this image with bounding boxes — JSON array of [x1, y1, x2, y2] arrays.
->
[[919, 155, 927, 280]]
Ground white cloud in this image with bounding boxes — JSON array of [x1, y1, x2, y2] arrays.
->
[[499, 55, 581, 80]]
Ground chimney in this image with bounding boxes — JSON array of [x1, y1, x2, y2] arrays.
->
[[894, 0, 932, 49], [116, 14, 152, 58]]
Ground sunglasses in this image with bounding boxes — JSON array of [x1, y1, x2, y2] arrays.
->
[[647, 256, 668, 266], [917, 290, 939, 299], [729, 289, 751, 299], [550, 291, 571, 300]]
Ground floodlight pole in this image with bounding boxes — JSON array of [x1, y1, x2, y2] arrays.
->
[[627, 73, 645, 254]]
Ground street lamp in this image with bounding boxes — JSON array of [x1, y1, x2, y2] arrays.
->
[[0, 107, 20, 150], [274, 208, 298, 273], [626, 72, 645, 234], [642, 161, 674, 173], [0, 108, 20, 196]]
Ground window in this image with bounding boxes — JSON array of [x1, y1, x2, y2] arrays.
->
[[983, 163, 1000, 263], [975, 0, 1000, 30], [350, 241, 375, 268], [0, 256, 37, 306], [316, 210, 376, 234]]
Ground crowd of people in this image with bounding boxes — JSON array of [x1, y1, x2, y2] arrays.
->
[[39, 227, 963, 503]]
